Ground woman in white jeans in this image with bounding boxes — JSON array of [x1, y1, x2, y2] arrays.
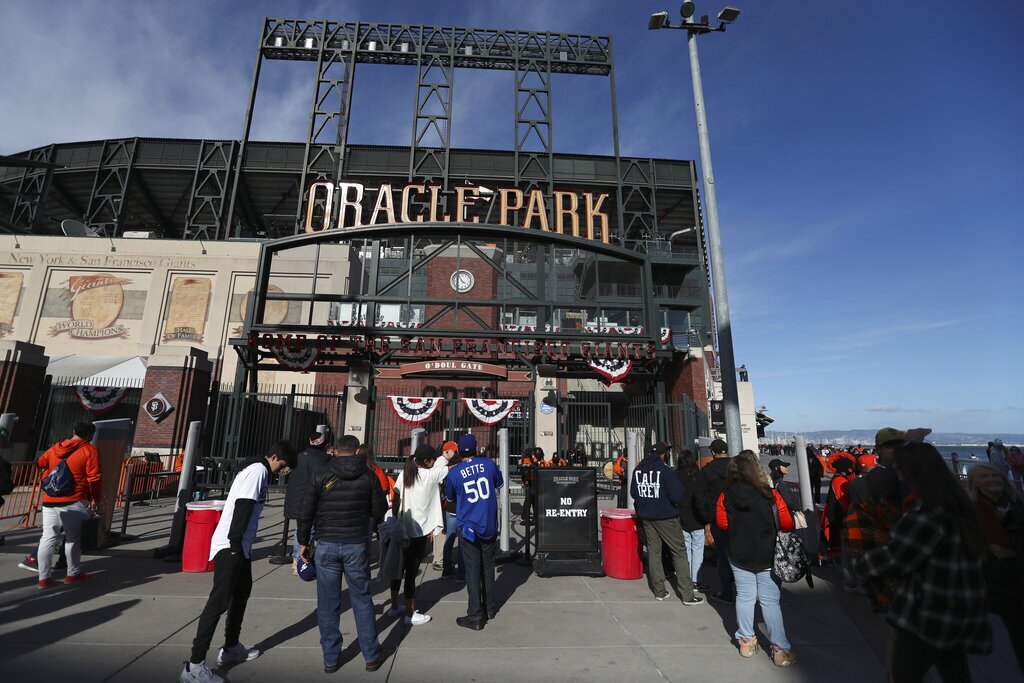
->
[[388, 443, 451, 626], [715, 451, 796, 667], [675, 450, 707, 590]]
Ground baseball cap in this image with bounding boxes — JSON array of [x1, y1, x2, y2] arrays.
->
[[768, 459, 790, 470], [457, 434, 477, 454], [649, 443, 668, 457], [858, 454, 879, 468], [874, 427, 906, 447], [442, 441, 459, 452], [709, 438, 728, 454], [297, 555, 316, 582]]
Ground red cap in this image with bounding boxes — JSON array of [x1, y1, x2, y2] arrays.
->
[[857, 454, 878, 468], [442, 441, 459, 452]]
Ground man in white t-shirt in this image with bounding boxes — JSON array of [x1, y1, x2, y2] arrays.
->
[[180, 441, 296, 683]]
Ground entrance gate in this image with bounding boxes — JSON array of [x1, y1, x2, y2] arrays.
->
[[371, 394, 533, 467], [559, 401, 616, 465]]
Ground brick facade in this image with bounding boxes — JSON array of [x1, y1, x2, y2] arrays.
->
[[0, 341, 48, 458], [133, 347, 212, 451]]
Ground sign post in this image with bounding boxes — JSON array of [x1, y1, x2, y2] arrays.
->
[[532, 467, 603, 577]]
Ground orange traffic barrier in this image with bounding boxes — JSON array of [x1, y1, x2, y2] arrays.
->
[[0, 462, 43, 529]]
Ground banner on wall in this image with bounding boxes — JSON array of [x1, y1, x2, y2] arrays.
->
[[389, 396, 443, 425], [270, 344, 320, 372], [462, 398, 518, 425], [587, 358, 633, 383], [49, 274, 133, 340], [75, 386, 128, 414]]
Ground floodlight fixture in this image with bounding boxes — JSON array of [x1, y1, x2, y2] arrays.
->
[[718, 7, 741, 23], [680, 2, 696, 18], [648, 11, 670, 30]]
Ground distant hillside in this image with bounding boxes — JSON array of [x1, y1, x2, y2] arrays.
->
[[792, 430, 1023, 445]]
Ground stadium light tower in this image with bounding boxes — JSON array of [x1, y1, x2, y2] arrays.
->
[[649, 2, 743, 454]]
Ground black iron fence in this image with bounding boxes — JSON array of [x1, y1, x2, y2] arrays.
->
[[32, 376, 143, 455]]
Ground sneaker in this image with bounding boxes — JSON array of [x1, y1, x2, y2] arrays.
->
[[654, 592, 670, 601], [217, 642, 260, 666], [738, 636, 758, 658], [64, 572, 91, 584], [291, 559, 298, 576], [179, 660, 224, 683], [431, 561, 444, 570], [772, 647, 796, 667], [365, 653, 387, 672], [18, 556, 38, 573], [38, 578, 56, 589], [709, 591, 735, 605], [693, 581, 710, 592], [682, 595, 706, 606], [324, 661, 340, 674], [404, 610, 431, 626], [385, 604, 406, 618]]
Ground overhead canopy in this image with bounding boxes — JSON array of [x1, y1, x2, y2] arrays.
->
[[47, 355, 148, 387]]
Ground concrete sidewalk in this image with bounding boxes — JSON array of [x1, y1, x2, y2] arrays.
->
[[0, 495, 886, 682]]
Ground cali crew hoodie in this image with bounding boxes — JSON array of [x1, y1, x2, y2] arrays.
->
[[630, 454, 684, 520], [36, 438, 102, 506]]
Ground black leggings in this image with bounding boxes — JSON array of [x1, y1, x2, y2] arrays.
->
[[391, 535, 429, 600], [888, 627, 971, 683]]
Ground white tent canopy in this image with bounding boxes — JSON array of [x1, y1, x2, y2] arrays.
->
[[47, 355, 148, 387]]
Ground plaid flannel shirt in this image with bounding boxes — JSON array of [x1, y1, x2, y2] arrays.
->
[[856, 501, 992, 653]]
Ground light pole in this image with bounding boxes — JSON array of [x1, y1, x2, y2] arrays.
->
[[650, 3, 743, 454]]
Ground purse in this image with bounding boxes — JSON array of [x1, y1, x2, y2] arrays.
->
[[772, 504, 810, 584], [378, 480, 409, 582]]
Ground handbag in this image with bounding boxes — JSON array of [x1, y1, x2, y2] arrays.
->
[[772, 504, 810, 584], [377, 482, 409, 582]]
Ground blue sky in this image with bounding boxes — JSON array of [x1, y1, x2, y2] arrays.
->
[[2, 0, 1022, 434]]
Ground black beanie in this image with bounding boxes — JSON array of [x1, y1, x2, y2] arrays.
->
[[413, 443, 438, 464]]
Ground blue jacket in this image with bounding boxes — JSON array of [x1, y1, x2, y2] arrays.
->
[[630, 455, 685, 520]]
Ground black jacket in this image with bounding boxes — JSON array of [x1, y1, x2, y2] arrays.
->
[[694, 457, 730, 526], [676, 468, 706, 531], [284, 446, 331, 520], [297, 455, 387, 545], [721, 483, 778, 571]]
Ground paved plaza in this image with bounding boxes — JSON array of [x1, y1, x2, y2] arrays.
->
[[0, 489, 892, 683]]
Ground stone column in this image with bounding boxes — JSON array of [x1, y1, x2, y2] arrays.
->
[[133, 346, 212, 452], [0, 340, 49, 460]]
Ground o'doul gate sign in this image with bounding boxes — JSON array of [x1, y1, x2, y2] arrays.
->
[[400, 360, 508, 378]]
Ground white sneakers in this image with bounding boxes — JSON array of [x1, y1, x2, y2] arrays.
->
[[179, 661, 224, 683], [217, 642, 261, 666], [405, 610, 431, 626]]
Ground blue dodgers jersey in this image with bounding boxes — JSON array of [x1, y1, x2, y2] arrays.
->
[[445, 457, 504, 541]]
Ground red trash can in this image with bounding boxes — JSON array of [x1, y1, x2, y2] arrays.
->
[[601, 507, 643, 580], [182, 501, 226, 572]]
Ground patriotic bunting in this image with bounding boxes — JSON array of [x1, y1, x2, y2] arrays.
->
[[463, 398, 519, 425], [270, 344, 320, 372], [390, 396, 444, 425], [75, 386, 128, 414], [587, 358, 633, 383], [661, 327, 672, 345]]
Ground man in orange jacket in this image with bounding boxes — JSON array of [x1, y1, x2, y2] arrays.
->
[[34, 421, 102, 588]]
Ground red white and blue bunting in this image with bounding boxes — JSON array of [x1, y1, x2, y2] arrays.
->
[[587, 358, 633, 383], [270, 344, 319, 372], [390, 396, 444, 425], [661, 327, 672, 345], [75, 386, 128, 414], [463, 398, 519, 425]]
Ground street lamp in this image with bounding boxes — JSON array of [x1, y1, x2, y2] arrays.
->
[[649, 2, 743, 455]]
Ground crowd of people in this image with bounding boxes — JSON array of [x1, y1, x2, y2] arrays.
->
[[15, 419, 1023, 682]]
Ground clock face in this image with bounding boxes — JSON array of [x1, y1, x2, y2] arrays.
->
[[450, 269, 475, 293]]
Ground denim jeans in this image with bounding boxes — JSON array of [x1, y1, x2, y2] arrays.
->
[[710, 526, 734, 595], [731, 563, 790, 650], [442, 512, 464, 579], [38, 501, 90, 580], [315, 540, 381, 665], [682, 528, 705, 585], [460, 535, 497, 620]]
